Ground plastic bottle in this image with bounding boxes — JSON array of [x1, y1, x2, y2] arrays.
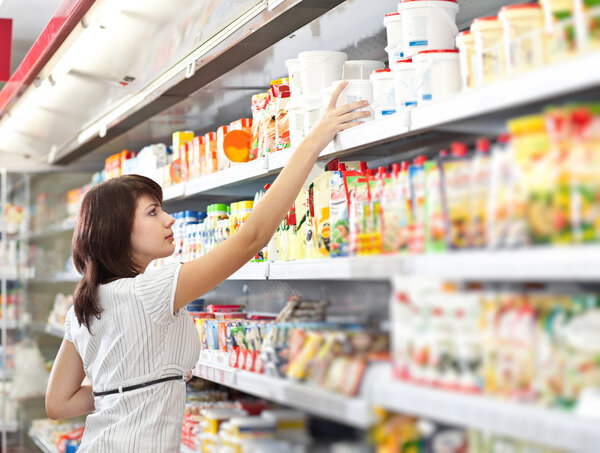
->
[[442, 142, 472, 249], [409, 155, 427, 254], [470, 138, 491, 248]]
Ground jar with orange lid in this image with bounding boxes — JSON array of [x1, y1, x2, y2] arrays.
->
[[455, 30, 476, 89], [499, 4, 545, 75], [471, 16, 505, 85], [541, 0, 577, 60]]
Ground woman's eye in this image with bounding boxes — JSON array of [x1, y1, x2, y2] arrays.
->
[[150, 209, 156, 216]]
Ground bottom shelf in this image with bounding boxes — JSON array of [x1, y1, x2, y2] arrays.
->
[[28, 427, 59, 453]]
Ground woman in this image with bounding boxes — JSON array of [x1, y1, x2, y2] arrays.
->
[[45, 81, 369, 451]]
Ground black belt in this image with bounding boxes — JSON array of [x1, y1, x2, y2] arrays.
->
[[92, 375, 183, 397]]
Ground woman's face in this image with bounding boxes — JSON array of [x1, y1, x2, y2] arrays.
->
[[130, 195, 176, 270]]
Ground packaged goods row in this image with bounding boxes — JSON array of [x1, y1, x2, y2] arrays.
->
[[391, 279, 600, 411], [153, 103, 600, 268], [189, 297, 389, 398], [30, 418, 84, 453]]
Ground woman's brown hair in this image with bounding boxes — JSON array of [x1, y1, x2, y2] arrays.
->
[[72, 174, 163, 330]]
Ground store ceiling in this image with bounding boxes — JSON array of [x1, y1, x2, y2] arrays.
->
[[0, 0, 62, 86]]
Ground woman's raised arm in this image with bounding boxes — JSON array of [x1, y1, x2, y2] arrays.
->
[[173, 81, 369, 311]]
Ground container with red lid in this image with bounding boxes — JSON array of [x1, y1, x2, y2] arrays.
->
[[384, 11, 404, 64], [398, 0, 460, 57], [370, 68, 396, 119], [391, 57, 417, 113], [206, 304, 245, 314], [413, 49, 461, 105]]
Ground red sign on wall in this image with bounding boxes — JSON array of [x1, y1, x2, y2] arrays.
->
[[0, 18, 12, 82]]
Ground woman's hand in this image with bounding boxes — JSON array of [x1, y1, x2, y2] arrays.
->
[[304, 80, 371, 152]]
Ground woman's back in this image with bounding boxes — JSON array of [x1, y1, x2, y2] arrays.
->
[[65, 263, 200, 452]]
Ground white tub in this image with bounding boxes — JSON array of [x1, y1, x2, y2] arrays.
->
[[344, 60, 385, 80], [413, 49, 461, 105], [398, 0, 460, 57], [384, 12, 404, 63], [288, 102, 305, 148], [370, 68, 396, 118], [392, 58, 417, 109], [303, 97, 323, 137], [298, 51, 347, 99], [285, 58, 302, 100], [333, 79, 374, 123]]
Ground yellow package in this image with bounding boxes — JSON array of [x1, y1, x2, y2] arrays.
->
[[287, 332, 323, 380]]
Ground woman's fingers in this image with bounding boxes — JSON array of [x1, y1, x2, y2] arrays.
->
[[327, 80, 348, 111], [339, 120, 365, 131], [339, 110, 371, 124], [334, 100, 370, 116]]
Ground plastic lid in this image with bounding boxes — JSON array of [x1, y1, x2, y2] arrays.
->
[[366, 169, 377, 176], [439, 149, 449, 157], [385, 12, 400, 16], [395, 58, 413, 64], [378, 166, 387, 176], [391, 163, 401, 175], [360, 161, 368, 173], [372, 68, 392, 73], [476, 138, 491, 153], [231, 202, 239, 212], [240, 200, 254, 210], [214, 203, 228, 213], [413, 155, 427, 165], [184, 210, 198, 217], [458, 30, 471, 35], [218, 125, 229, 133], [418, 49, 459, 54], [451, 141, 468, 157], [497, 133, 511, 144], [197, 212, 207, 220], [264, 183, 271, 190], [205, 132, 217, 141], [401, 161, 410, 172]]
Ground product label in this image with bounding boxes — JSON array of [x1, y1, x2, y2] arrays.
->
[[406, 16, 428, 48]]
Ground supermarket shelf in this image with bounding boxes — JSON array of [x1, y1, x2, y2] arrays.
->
[[411, 52, 600, 133], [27, 218, 76, 240], [32, 322, 65, 339], [162, 53, 600, 205], [227, 246, 600, 282], [229, 262, 269, 280], [1, 421, 19, 433], [0, 319, 21, 330], [193, 357, 373, 429], [373, 374, 600, 453], [163, 183, 185, 202], [0, 369, 14, 381], [29, 427, 59, 453], [184, 157, 270, 198], [180, 445, 196, 453], [0, 267, 35, 281], [34, 272, 81, 284]]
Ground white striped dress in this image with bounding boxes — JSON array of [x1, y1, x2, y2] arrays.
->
[[64, 262, 201, 452]]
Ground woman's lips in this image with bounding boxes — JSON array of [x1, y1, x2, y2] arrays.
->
[[165, 233, 174, 240]]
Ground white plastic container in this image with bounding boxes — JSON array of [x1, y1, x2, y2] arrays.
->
[[413, 49, 461, 105], [344, 60, 385, 80], [303, 97, 323, 137], [298, 51, 347, 99], [392, 58, 417, 109], [284, 58, 302, 99], [288, 102, 305, 148], [384, 12, 404, 63], [398, 0, 460, 57], [320, 85, 335, 117], [333, 79, 374, 122], [370, 68, 396, 118]]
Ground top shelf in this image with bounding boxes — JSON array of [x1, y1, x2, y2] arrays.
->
[[163, 52, 600, 203]]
